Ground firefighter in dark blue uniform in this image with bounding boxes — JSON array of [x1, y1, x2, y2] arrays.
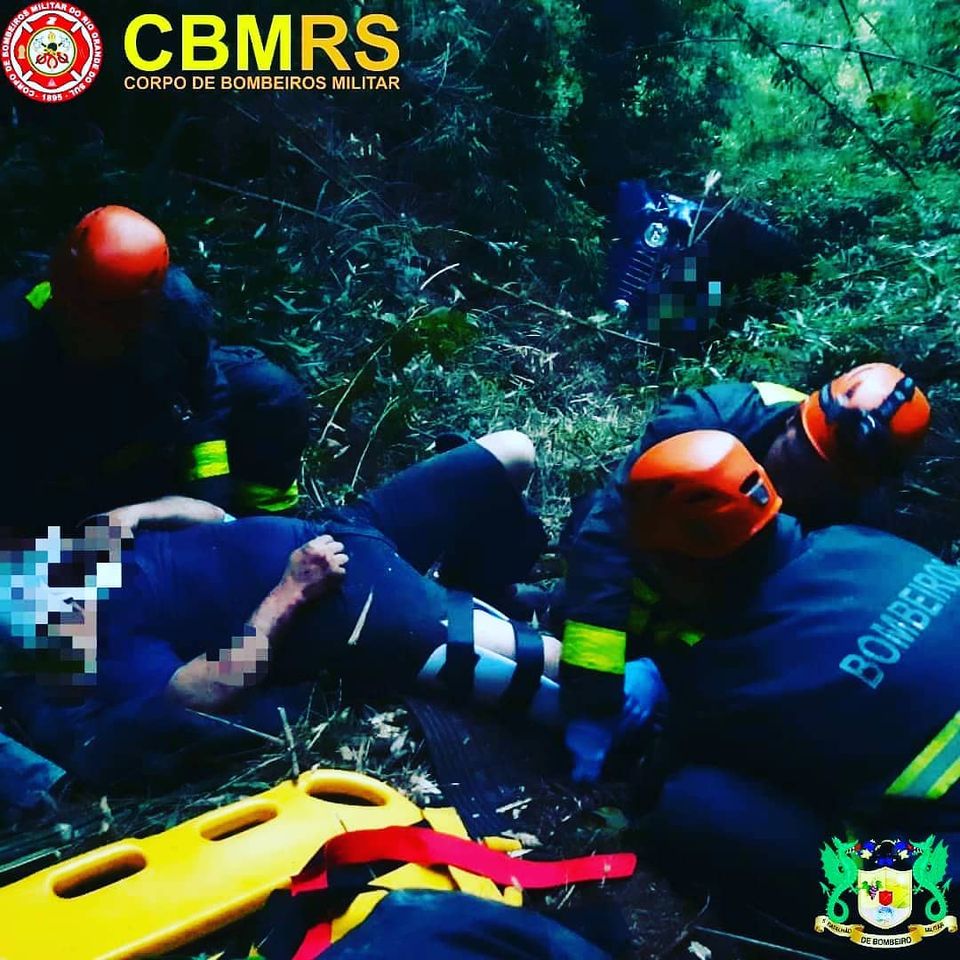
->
[[0, 205, 308, 531], [617, 430, 960, 932], [560, 365, 932, 780]]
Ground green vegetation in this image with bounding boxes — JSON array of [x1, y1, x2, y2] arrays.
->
[[3, 0, 957, 548], [1, 0, 958, 952]]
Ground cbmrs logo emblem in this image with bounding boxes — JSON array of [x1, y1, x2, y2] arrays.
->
[[816, 837, 958, 948], [2, 4, 103, 103]]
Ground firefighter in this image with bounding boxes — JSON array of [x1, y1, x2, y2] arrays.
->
[[560, 365, 931, 779], [0, 205, 309, 531], [617, 430, 960, 932]]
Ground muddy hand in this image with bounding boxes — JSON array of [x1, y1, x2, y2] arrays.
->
[[284, 535, 349, 600]]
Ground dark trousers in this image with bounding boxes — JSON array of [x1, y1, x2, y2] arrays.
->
[[644, 764, 960, 955]]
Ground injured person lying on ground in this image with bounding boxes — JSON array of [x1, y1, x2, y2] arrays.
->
[[0, 431, 561, 790]]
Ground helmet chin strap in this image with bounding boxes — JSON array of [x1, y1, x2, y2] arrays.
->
[[820, 375, 915, 472], [821, 375, 914, 427]]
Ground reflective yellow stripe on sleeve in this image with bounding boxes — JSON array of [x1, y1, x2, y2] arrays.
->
[[751, 381, 808, 407], [24, 280, 53, 311], [187, 439, 230, 481], [561, 621, 626, 675], [886, 711, 960, 801]]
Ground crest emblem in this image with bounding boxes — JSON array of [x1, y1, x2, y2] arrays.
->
[[858, 862, 913, 929], [2, 6, 103, 103], [815, 836, 958, 948]]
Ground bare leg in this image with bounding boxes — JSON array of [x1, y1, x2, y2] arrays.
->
[[470, 606, 560, 679], [475, 430, 536, 490]]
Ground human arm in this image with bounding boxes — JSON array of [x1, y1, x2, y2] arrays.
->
[[103, 495, 230, 533], [166, 535, 347, 711], [157, 267, 235, 509]]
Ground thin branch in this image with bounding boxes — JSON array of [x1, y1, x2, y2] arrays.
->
[[693, 193, 739, 246], [835, 0, 876, 94], [691, 925, 833, 960], [187, 709, 285, 745], [420, 262, 461, 290], [278, 706, 301, 780], [718, 2, 919, 188], [318, 306, 425, 444], [469, 275, 676, 353], [855, 9, 899, 57], [177, 173, 341, 224], [809, 245, 948, 286], [346, 589, 375, 646], [637, 36, 960, 85], [350, 397, 401, 489]]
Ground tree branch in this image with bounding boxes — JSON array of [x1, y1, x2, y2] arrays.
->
[[835, 0, 876, 95], [717, 2, 920, 188], [637, 37, 960, 86]]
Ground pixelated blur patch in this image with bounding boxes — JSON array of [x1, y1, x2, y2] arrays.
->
[[638, 247, 721, 338], [0, 524, 130, 685]]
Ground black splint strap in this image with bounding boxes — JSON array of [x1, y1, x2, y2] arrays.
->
[[500, 620, 544, 713], [440, 591, 477, 699]]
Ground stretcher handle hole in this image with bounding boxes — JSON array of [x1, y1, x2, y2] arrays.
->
[[304, 782, 387, 807], [200, 802, 279, 841], [53, 849, 147, 899]]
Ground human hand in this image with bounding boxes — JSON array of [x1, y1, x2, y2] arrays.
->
[[565, 717, 618, 784], [283, 535, 349, 601], [619, 658, 666, 735]]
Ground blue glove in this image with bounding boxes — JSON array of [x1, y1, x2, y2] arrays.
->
[[619, 657, 666, 735], [565, 717, 618, 784]]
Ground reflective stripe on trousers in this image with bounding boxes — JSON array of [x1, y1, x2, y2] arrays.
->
[[887, 711, 960, 800]]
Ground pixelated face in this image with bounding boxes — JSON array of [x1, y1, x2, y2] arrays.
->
[[0, 519, 131, 687]]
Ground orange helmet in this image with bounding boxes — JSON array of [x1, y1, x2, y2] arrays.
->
[[799, 363, 930, 477], [626, 430, 782, 559], [51, 205, 170, 304]]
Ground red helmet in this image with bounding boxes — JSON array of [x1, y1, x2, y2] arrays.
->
[[626, 430, 782, 559], [799, 363, 930, 476], [51, 206, 170, 304]]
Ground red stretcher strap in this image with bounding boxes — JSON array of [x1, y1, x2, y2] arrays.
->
[[291, 922, 332, 960], [301, 826, 636, 891]]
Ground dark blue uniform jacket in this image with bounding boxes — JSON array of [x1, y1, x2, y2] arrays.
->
[[663, 517, 960, 811], [0, 267, 231, 529]]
